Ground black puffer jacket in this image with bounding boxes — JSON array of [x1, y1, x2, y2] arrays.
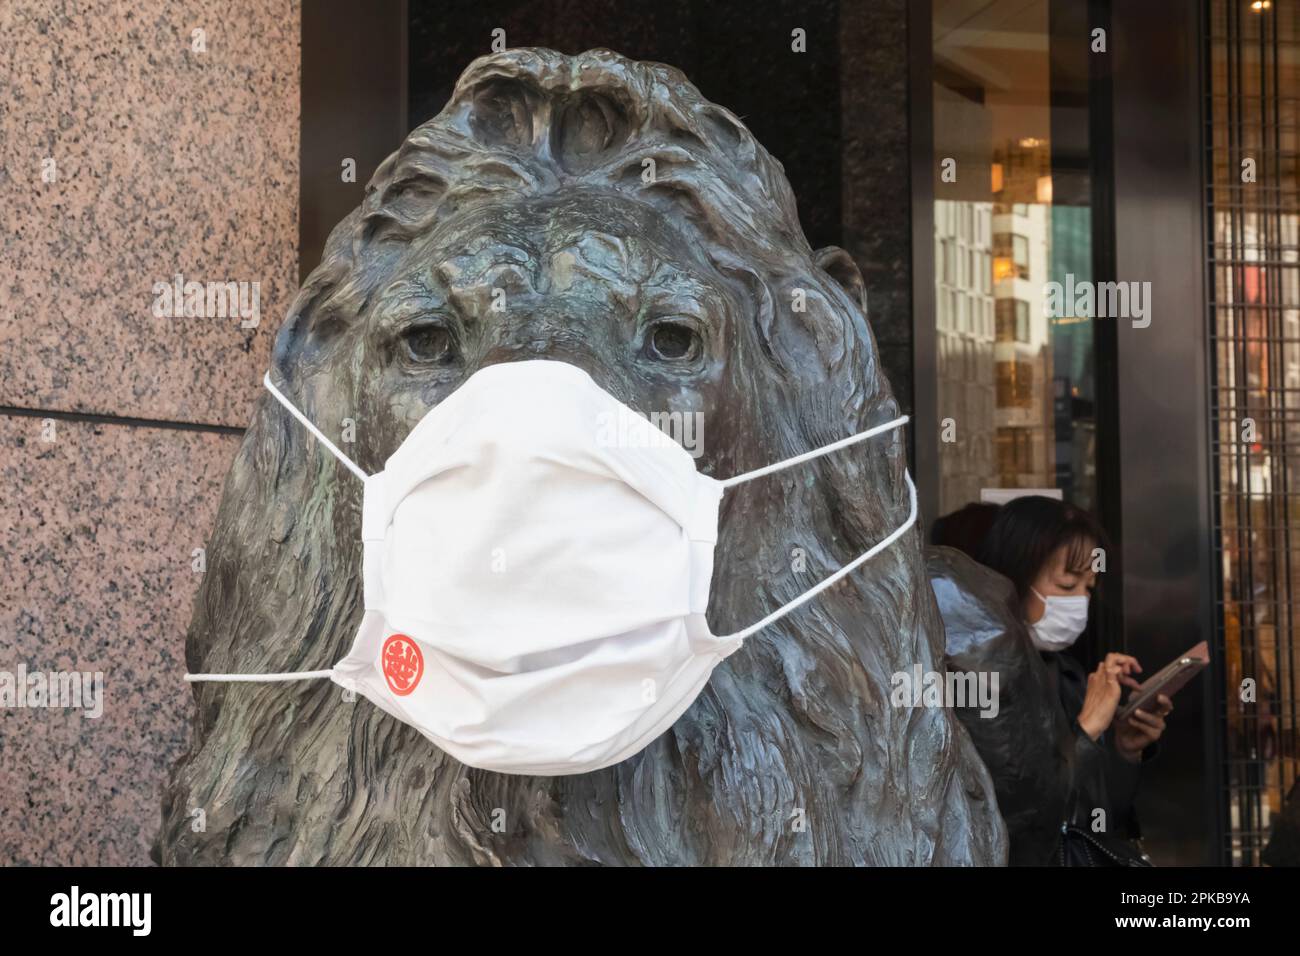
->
[[927, 546, 1153, 865]]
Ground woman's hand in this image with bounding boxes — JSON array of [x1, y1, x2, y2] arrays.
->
[[1077, 653, 1143, 741], [1115, 694, 1173, 763]]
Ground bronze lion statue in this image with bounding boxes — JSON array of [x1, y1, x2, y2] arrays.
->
[[157, 48, 1006, 865]]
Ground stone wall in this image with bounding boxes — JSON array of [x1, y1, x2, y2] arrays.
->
[[0, 0, 299, 865]]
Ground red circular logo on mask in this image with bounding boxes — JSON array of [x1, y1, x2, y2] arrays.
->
[[381, 634, 423, 696]]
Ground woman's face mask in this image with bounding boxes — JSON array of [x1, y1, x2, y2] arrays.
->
[[1026, 586, 1089, 651]]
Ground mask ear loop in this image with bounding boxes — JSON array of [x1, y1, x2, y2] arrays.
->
[[717, 415, 909, 489], [186, 373, 368, 684], [715, 416, 918, 643], [262, 372, 369, 482], [185, 671, 334, 683]]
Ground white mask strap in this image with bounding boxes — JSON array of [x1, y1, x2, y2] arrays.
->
[[263, 372, 369, 482], [717, 415, 917, 642], [718, 415, 910, 488], [185, 669, 333, 683]]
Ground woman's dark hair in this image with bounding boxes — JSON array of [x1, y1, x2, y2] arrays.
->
[[976, 496, 1112, 600]]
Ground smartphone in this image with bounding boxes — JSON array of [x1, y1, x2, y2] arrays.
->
[[1116, 641, 1209, 723]]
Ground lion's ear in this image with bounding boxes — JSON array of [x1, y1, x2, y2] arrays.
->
[[814, 246, 868, 318], [271, 286, 348, 377], [271, 207, 367, 377]]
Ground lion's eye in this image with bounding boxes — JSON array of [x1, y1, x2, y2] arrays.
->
[[404, 324, 457, 364], [646, 320, 701, 362]]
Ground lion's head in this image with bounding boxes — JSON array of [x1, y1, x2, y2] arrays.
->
[[157, 48, 1005, 866]]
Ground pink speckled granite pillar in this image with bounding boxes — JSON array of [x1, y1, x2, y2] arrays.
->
[[0, 0, 300, 865]]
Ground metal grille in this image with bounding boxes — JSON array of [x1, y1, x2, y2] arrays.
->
[[1206, 0, 1300, 866]]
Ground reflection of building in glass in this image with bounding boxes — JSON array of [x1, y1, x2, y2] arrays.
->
[[1051, 205, 1096, 510], [992, 139, 1053, 491], [935, 200, 996, 507], [931, 2, 1096, 520]]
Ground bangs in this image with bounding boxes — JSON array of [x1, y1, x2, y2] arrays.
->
[[1055, 502, 1109, 575], [1059, 531, 1096, 575]]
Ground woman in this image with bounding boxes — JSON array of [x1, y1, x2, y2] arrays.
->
[[977, 495, 1173, 865]]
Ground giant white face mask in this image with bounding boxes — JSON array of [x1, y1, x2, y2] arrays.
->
[[187, 360, 916, 775], [1026, 586, 1089, 651]]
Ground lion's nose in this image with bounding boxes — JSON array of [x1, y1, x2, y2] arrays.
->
[[476, 341, 625, 403], [479, 322, 598, 368]]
